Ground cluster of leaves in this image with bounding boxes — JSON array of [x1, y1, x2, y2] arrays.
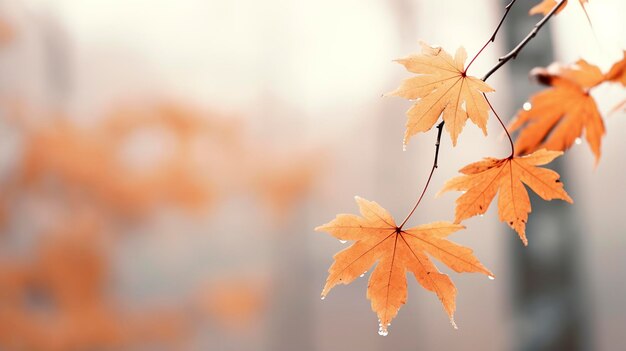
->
[[0, 101, 317, 349], [0, 220, 184, 350], [1, 6, 323, 349], [317, 0, 626, 335]]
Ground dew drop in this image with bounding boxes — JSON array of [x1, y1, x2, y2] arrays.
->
[[402, 144, 407, 152], [378, 327, 389, 336], [575, 137, 582, 145], [320, 295, 326, 300], [339, 240, 347, 244], [479, 214, 484, 217], [450, 318, 458, 330], [522, 102, 532, 111], [488, 275, 495, 280]]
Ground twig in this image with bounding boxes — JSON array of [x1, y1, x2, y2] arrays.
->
[[398, 121, 443, 229], [482, 0, 566, 81], [465, 0, 517, 73], [484, 93, 514, 157]]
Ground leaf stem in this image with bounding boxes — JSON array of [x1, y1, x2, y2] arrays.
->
[[484, 93, 514, 157], [398, 121, 444, 229], [465, 0, 517, 73]]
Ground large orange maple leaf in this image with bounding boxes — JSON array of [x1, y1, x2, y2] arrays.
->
[[388, 42, 494, 147], [316, 197, 492, 334], [508, 60, 606, 162], [438, 149, 573, 245]]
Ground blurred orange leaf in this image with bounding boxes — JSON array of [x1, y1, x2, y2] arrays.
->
[[605, 51, 626, 86], [509, 60, 606, 162], [196, 278, 268, 330], [0, 16, 14, 47], [0, 220, 184, 350], [530, 0, 592, 27], [530, 0, 587, 15]]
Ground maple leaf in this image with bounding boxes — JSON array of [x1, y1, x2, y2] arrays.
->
[[508, 60, 606, 162], [438, 149, 573, 245], [316, 197, 492, 334], [605, 51, 626, 86], [530, 0, 588, 16], [388, 42, 494, 146]]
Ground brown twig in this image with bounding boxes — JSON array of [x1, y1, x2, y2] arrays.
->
[[482, 0, 566, 81], [484, 93, 514, 157], [398, 121, 443, 229], [465, 0, 517, 73]]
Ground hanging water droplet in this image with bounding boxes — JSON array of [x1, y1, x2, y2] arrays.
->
[[575, 137, 582, 145], [378, 327, 389, 336], [339, 240, 347, 244], [522, 102, 532, 111], [488, 275, 495, 280], [479, 214, 484, 217], [320, 295, 326, 300], [450, 318, 458, 330], [402, 144, 407, 152]]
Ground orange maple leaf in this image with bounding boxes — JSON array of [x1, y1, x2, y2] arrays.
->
[[530, 0, 588, 16], [438, 149, 573, 246], [508, 60, 606, 162], [605, 51, 626, 86], [316, 197, 492, 334], [388, 42, 494, 146]]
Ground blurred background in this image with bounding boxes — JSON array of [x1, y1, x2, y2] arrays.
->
[[0, 0, 625, 350]]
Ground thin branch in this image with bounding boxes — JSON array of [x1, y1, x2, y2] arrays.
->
[[465, 0, 517, 73], [484, 93, 514, 157], [398, 121, 444, 229], [482, 0, 566, 81]]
